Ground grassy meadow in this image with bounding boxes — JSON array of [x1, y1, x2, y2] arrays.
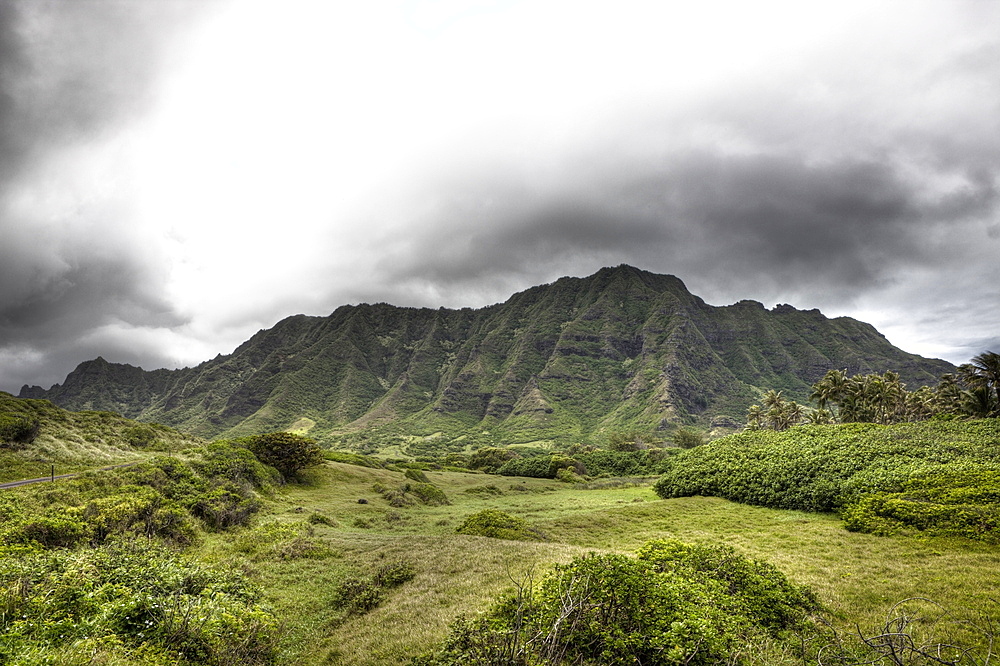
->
[[191, 462, 1000, 665]]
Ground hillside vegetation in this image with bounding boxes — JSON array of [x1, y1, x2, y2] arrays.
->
[[654, 418, 1000, 541], [0, 392, 203, 482], [21, 265, 953, 444], [0, 389, 997, 664]]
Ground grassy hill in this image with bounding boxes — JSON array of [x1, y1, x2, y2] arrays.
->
[[0, 391, 203, 482], [21, 266, 954, 447]]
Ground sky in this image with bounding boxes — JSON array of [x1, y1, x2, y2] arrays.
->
[[1, 0, 998, 394]]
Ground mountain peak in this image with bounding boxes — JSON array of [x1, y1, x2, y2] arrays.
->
[[20, 267, 955, 442]]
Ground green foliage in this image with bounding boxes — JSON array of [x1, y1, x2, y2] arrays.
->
[[372, 479, 450, 506], [332, 560, 415, 619], [810, 355, 1000, 424], [404, 468, 431, 483], [467, 446, 520, 473], [324, 450, 386, 468], [653, 419, 1000, 540], [405, 481, 450, 506], [671, 426, 706, 448], [122, 423, 158, 448], [607, 429, 663, 451], [191, 487, 261, 531], [455, 509, 544, 541], [0, 413, 39, 447], [840, 469, 1000, 541], [497, 454, 553, 478], [195, 441, 280, 488], [416, 540, 818, 665], [2, 514, 89, 549], [0, 539, 280, 665], [242, 432, 325, 479]]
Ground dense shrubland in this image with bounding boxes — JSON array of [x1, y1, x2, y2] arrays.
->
[[654, 419, 1000, 541], [0, 433, 325, 664]]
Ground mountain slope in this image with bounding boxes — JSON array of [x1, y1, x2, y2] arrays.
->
[[20, 266, 955, 443]]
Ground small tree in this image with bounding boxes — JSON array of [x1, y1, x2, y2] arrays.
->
[[672, 427, 706, 449], [0, 413, 40, 448], [244, 432, 324, 480]]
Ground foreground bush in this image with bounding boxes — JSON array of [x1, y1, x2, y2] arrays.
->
[[414, 540, 818, 665], [0, 540, 281, 665]]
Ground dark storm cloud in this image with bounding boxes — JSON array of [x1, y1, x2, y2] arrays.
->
[[0, 1, 216, 393], [0, 1, 202, 172], [374, 145, 997, 315]]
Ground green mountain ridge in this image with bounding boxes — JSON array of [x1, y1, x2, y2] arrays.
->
[[20, 265, 955, 444]]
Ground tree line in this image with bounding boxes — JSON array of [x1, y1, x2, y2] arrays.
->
[[747, 350, 1000, 430]]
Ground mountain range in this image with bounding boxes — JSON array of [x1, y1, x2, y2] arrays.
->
[[19, 265, 955, 444]]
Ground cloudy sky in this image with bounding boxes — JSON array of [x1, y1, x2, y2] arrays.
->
[[1, 0, 998, 394]]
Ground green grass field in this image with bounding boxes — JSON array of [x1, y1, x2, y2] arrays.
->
[[192, 462, 1000, 665]]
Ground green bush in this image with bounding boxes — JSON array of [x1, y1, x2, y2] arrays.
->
[[191, 487, 261, 530], [672, 426, 706, 449], [122, 424, 158, 448], [417, 540, 818, 665], [468, 447, 520, 473], [653, 419, 1000, 540], [2, 514, 89, 548], [404, 468, 431, 484], [0, 539, 280, 665], [243, 432, 325, 480], [841, 469, 1000, 541], [373, 560, 416, 587], [0, 413, 39, 447], [196, 441, 279, 489], [455, 509, 543, 541], [406, 481, 450, 506], [498, 455, 557, 479]]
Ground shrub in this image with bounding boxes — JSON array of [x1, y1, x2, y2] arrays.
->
[[404, 468, 431, 484], [653, 420, 1000, 540], [3, 514, 90, 548], [122, 424, 158, 448], [0, 413, 39, 447], [672, 426, 706, 449], [191, 487, 261, 530], [417, 540, 818, 666], [243, 432, 324, 480], [196, 441, 279, 489], [468, 447, 519, 473], [0, 539, 280, 664], [373, 560, 416, 587], [307, 511, 338, 526], [455, 509, 544, 541], [415, 542, 816, 666], [406, 481, 450, 506]]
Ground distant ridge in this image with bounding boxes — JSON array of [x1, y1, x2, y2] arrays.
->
[[21, 265, 955, 443]]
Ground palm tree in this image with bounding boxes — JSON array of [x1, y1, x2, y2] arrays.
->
[[810, 369, 848, 413], [959, 351, 1000, 416]]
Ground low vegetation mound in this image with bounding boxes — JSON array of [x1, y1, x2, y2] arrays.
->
[[455, 509, 544, 541], [653, 419, 1000, 541], [414, 539, 818, 666]]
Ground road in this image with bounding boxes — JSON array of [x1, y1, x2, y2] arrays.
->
[[0, 462, 140, 490]]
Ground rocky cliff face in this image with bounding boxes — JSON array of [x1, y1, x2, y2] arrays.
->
[[21, 265, 955, 442]]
